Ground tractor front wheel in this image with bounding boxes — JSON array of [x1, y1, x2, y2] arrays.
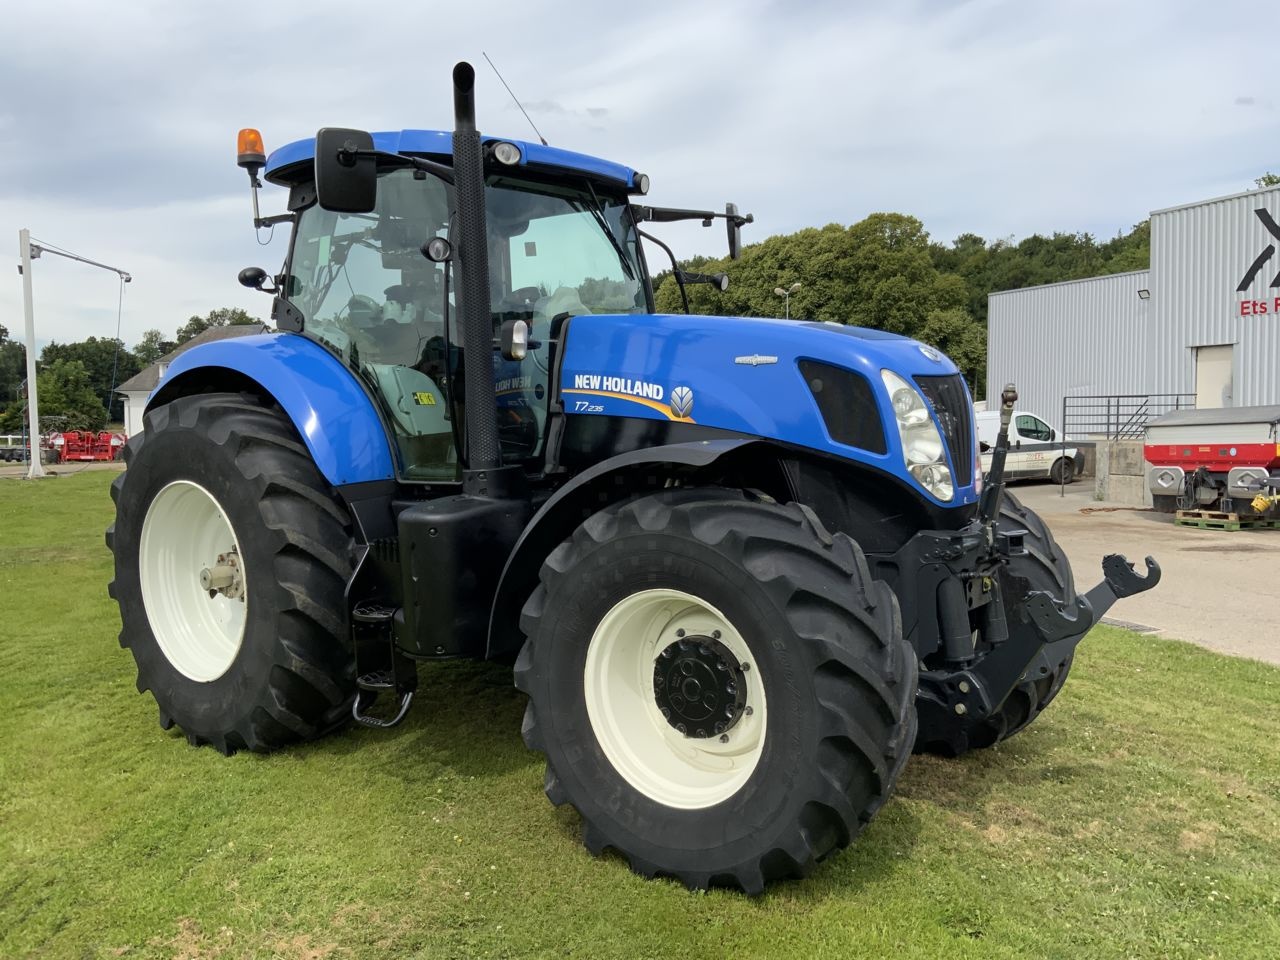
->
[[915, 491, 1076, 756], [515, 489, 916, 893], [107, 392, 356, 754]]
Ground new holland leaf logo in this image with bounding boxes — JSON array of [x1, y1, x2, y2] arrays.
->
[[1238, 208, 1280, 292], [669, 386, 694, 419]]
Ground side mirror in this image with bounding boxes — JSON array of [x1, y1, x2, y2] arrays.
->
[[238, 266, 271, 291], [726, 202, 742, 260], [1050, 428, 1057, 441], [315, 128, 376, 213]]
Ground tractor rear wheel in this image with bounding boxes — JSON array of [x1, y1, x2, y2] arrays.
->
[[515, 489, 917, 894], [107, 392, 356, 754], [914, 491, 1076, 756]]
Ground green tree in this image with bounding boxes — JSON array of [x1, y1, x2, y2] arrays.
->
[[918, 308, 988, 396], [0, 324, 26, 407], [175, 307, 257, 345], [1255, 172, 1280, 189], [656, 213, 967, 332], [40, 337, 141, 422], [0, 358, 107, 432], [132, 328, 172, 366], [929, 220, 1150, 326]]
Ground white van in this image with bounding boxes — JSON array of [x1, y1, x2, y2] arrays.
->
[[975, 410, 1083, 484]]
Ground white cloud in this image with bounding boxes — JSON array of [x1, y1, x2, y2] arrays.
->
[[1, 0, 1274, 348]]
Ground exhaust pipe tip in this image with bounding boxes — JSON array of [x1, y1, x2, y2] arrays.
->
[[453, 61, 476, 130]]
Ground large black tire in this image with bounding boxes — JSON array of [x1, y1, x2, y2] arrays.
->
[[106, 393, 356, 754], [515, 489, 917, 894], [915, 491, 1076, 756]]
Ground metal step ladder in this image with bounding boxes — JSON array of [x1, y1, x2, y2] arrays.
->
[[350, 601, 418, 728]]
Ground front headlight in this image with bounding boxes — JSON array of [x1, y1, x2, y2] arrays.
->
[[881, 370, 953, 501]]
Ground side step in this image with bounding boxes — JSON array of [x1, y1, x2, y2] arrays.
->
[[351, 601, 418, 729]]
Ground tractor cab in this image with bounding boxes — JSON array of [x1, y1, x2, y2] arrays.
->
[[244, 127, 726, 485]]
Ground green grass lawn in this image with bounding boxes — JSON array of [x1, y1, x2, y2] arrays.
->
[[2, 471, 1278, 959]]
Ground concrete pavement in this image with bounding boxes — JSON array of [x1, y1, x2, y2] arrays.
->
[[1013, 480, 1280, 665]]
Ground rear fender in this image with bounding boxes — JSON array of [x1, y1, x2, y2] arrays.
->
[[148, 333, 395, 486]]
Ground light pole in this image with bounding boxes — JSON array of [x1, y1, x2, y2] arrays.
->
[[17, 229, 131, 479], [773, 281, 801, 320]]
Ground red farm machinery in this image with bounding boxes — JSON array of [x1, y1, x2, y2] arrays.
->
[[1146, 405, 1280, 528]]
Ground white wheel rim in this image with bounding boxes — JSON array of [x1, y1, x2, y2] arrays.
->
[[139, 480, 248, 682], [584, 588, 767, 810]]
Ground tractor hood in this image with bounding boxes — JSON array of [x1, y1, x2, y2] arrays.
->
[[557, 313, 978, 507]]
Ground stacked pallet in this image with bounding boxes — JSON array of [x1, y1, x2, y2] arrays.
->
[[1174, 509, 1279, 531]]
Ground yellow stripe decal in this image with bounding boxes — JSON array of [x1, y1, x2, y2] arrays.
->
[[562, 389, 694, 423]]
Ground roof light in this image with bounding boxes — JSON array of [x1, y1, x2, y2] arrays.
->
[[237, 128, 266, 170], [493, 141, 522, 165], [634, 172, 650, 195]]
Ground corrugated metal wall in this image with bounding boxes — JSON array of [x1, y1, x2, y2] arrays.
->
[[986, 270, 1150, 422], [1148, 185, 1280, 406]]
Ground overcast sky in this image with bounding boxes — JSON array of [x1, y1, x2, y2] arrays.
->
[[1, 0, 1275, 351]]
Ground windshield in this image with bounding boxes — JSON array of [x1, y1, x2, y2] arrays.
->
[[485, 175, 646, 317], [285, 165, 646, 481]]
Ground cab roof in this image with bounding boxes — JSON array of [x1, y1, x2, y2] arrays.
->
[[263, 129, 640, 191]]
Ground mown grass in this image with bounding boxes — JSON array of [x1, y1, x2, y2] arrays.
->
[[2, 470, 1278, 959]]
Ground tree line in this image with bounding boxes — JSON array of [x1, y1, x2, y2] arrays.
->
[[0, 307, 256, 434]]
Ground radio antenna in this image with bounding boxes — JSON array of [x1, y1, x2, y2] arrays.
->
[[482, 51, 548, 146]]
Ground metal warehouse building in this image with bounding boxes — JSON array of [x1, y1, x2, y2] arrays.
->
[[987, 183, 1280, 425]]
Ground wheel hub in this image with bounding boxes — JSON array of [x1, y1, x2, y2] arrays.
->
[[199, 549, 244, 600], [653, 635, 746, 738]]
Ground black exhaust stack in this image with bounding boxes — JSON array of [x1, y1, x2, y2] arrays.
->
[[392, 62, 534, 670], [451, 62, 505, 482]]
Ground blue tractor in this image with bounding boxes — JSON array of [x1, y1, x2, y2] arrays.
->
[[107, 62, 1158, 893]]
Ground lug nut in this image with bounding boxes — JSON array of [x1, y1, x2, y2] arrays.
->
[[958, 681, 971, 694], [954, 703, 968, 715], [719, 734, 730, 743]]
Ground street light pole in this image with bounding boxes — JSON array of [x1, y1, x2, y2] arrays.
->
[[772, 281, 801, 320], [15, 230, 132, 479], [18, 229, 43, 479]]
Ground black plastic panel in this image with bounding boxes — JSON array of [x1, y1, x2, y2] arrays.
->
[[798, 360, 887, 455]]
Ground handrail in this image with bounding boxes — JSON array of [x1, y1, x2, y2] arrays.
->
[[1057, 393, 1196, 496]]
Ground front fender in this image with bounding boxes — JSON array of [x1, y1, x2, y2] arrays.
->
[[486, 438, 762, 659], [149, 333, 396, 486]]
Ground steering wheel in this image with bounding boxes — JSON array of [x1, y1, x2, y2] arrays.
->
[[497, 286, 543, 314]]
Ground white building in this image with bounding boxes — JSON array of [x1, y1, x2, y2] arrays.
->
[[116, 324, 269, 437], [987, 183, 1280, 426]]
